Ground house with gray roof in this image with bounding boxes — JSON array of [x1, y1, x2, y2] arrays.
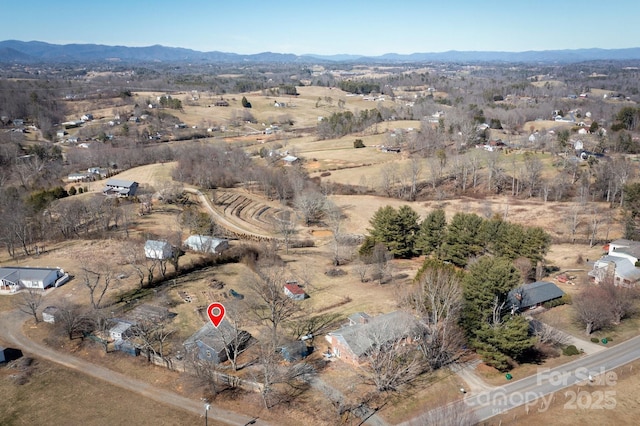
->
[[589, 256, 640, 286], [0, 266, 69, 292], [103, 178, 138, 197], [183, 320, 251, 364], [589, 239, 640, 286], [507, 281, 565, 312], [325, 310, 421, 365]]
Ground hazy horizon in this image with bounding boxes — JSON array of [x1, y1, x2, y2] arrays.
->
[[2, 0, 639, 56]]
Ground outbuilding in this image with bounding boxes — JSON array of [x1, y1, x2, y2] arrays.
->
[[284, 283, 307, 301], [183, 235, 229, 255], [144, 240, 173, 260]]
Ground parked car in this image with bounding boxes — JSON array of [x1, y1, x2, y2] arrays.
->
[[229, 289, 244, 300]]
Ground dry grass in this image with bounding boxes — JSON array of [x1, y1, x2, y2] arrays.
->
[[0, 353, 205, 426]]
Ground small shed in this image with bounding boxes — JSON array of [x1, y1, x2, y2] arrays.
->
[[109, 321, 134, 341], [42, 306, 59, 324], [284, 283, 307, 301], [144, 240, 173, 260], [0, 347, 23, 363], [279, 341, 312, 362], [114, 339, 140, 356]]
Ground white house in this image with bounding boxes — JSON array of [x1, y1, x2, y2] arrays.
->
[[68, 172, 90, 182], [183, 235, 229, 255], [589, 239, 640, 286], [144, 240, 173, 260], [0, 267, 68, 292]]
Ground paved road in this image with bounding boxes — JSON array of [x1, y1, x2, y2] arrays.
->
[[402, 334, 640, 424], [0, 309, 268, 426]]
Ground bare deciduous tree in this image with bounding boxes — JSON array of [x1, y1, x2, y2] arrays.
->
[[531, 321, 570, 346], [80, 262, 117, 310], [294, 190, 326, 226], [360, 318, 424, 392], [15, 288, 43, 323], [353, 258, 371, 283], [217, 302, 253, 371], [409, 260, 465, 370], [130, 319, 175, 362], [56, 302, 94, 340], [324, 201, 345, 265], [272, 212, 297, 255], [248, 265, 300, 347], [254, 342, 314, 409], [573, 285, 614, 335]]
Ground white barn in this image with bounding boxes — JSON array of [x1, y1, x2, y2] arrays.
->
[[183, 235, 229, 255], [144, 240, 173, 260]]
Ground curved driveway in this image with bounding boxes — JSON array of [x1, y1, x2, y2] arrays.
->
[[0, 309, 267, 426]]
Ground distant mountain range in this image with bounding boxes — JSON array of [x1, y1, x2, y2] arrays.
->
[[2, 40, 640, 64]]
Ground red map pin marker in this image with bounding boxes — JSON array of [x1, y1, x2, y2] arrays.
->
[[207, 303, 226, 328]]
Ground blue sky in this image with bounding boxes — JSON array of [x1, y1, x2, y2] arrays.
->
[[3, 1, 639, 55]]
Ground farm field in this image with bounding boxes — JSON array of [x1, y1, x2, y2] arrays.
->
[[0, 352, 206, 426], [3, 55, 640, 426]]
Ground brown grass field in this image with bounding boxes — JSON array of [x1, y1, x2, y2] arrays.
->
[[0, 350, 206, 426], [2, 82, 638, 425]]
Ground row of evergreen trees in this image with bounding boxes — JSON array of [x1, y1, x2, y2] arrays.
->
[[360, 205, 553, 370], [360, 206, 551, 267]]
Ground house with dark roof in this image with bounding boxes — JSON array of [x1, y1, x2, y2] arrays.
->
[[284, 283, 307, 301], [183, 320, 252, 364], [103, 178, 138, 197], [507, 281, 565, 312], [325, 310, 421, 365]]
